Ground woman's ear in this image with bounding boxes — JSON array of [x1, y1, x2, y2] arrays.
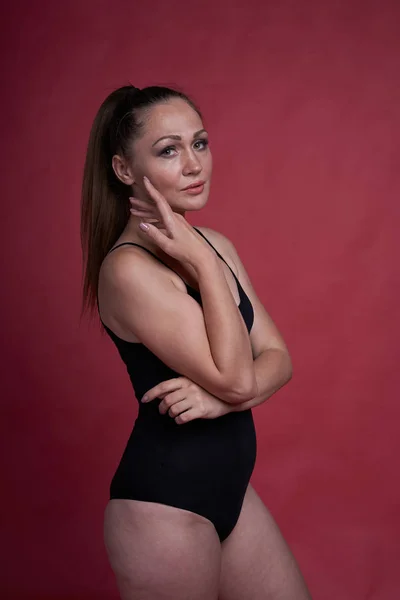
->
[[112, 154, 135, 185]]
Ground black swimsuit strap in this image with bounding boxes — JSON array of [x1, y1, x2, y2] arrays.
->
[[108, 241, 171, 269], [193, 227, 238, 281], [107, 227, 237, 278], [107, 239, 201, 293], [106, 227, 240, 296]]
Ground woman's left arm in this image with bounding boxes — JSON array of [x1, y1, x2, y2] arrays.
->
[[203, 227, 292, 412], [229, 347, 291, 412], [142, 228, 293, 419]]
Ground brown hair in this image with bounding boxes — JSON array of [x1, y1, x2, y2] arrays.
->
[[80, 84, 202, 321]]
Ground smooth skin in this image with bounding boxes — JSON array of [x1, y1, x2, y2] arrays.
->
[[99, 98, 311, 599]]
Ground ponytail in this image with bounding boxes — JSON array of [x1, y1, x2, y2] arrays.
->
[[80, 84, 202, 322]]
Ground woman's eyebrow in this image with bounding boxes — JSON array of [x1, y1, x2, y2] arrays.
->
[[152, 129, 207, 147]]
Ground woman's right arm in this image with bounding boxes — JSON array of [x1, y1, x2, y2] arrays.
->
[[102, 246, 257, 405], [191, 250, 257, 401]]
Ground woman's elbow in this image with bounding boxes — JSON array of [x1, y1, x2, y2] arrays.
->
[[283, 351, 293, 384], [228, 375, 258, 404]]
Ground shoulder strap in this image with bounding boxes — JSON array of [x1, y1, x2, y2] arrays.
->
[[107, 242, 170, 269], [193, 227, 238, 280], [107, 231, 238, 283], [107, 241, 190, 287]]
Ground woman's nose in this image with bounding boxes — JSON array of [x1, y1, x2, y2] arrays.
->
[[183, 152, 202, 175]]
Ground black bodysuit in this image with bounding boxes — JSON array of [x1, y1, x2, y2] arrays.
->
[[99, 227, 256, 542]]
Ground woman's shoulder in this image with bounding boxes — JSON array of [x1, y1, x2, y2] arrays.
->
[[195, 226, 239, 277], [195, 225, 232, 248]]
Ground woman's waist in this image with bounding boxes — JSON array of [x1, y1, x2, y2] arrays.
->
[[130, 407, 256, 454], [135, 402, 254, 432]]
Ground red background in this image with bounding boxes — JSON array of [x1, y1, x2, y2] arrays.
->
[[1, 1, 399, 598]]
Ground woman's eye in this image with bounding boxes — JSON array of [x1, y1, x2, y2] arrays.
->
[[194, 139, 209, 150], [159, 146, 176, 157], [159, 139, 209, 157]]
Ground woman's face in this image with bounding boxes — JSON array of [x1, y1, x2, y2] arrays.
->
[[116, 97, 212, 215]]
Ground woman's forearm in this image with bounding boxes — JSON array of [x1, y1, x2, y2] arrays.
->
[[229, 348, 292, 412], [192, 252, 257, 401]]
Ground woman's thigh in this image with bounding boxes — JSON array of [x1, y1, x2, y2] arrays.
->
[[104, 498, 221, 600], [218, 483, 311, 600]]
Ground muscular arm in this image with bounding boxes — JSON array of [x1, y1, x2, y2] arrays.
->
[[197, 227, 293, 411]]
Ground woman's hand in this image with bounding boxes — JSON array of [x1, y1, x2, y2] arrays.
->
[[141, 376, 233, 424], [129, 176, 212, 266]]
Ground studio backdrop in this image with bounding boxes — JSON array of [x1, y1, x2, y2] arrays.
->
[[1, 1, 399, 599]]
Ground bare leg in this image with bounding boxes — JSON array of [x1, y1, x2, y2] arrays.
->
[[219, 483, 311, 600], [104, 499, 221, 600]]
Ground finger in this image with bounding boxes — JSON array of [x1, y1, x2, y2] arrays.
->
[[138, 221, 164, 239], [143, 177, 174, 236], [159, 389, 187, 414], [138, 221, 176, 251], [142, 378, 184, 403], [167, 398, 192, 418], [129, 198, 158, 215], [130, 209, 158, 218], [144, 221, 168, 231], [129, 196, 157, 208], [175, 407, 199, 425], [153, 222, 168, 229]]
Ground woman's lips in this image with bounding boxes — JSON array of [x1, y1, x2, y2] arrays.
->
[[182, 183, 205, 195]]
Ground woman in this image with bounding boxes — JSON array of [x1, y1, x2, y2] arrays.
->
[[81, 85, 311, 600]]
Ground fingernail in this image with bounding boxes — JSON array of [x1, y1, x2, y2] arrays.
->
[[143, 176, 149, 182], [139, 222, 149, 231], [142, 395, 148, 402]]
